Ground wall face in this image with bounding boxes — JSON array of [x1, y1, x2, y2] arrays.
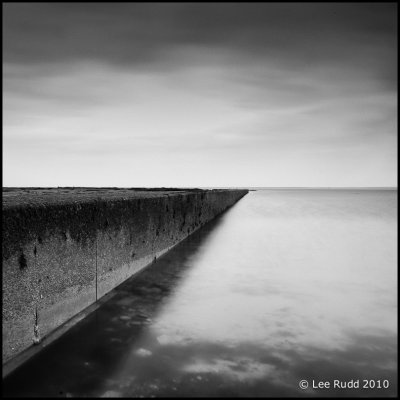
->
[[2, 189, 248, 364]]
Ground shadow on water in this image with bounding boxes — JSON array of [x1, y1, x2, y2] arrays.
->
[[2, 208, 231, 398]]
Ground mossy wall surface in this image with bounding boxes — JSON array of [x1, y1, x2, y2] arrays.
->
[[2, 188, 248, 364]]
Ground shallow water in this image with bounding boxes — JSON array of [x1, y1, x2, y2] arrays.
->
[[3, 190, 397, 397]]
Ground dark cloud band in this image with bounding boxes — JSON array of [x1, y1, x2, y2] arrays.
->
[[3, 3, 396, 74]]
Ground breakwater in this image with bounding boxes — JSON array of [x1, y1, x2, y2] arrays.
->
[[2, 188, 248, 368]]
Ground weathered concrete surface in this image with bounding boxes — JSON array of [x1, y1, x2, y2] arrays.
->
[[2, 188, 248, 365]]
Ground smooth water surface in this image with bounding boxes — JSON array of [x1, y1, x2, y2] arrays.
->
[[3, 190, 397, 397]]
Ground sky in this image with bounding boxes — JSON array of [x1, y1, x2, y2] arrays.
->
[[3, 3, 397, 187]]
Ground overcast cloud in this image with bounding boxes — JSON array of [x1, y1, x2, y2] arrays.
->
[[3, 3, 397, 187]]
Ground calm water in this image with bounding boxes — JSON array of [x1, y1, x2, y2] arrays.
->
[[3, 190, 397, 397]]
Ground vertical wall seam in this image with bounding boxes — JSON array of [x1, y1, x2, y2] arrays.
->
[[33, 245, 41, 344], [95, 234, 98, 302]]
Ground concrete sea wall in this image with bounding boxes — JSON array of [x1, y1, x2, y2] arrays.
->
[[2, 188, 248, 366]]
